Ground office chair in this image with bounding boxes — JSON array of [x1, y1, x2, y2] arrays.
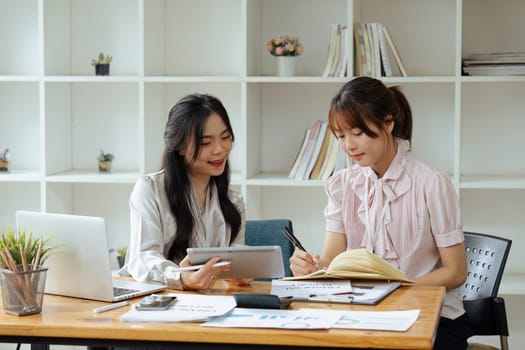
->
[[458, 232, 512, 350], [245, 219, 295, 278]]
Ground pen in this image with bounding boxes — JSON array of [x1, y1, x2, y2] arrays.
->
[[282, 226, 307, 252], [175, 260, 232, 272], [93, 300, 130, 314]]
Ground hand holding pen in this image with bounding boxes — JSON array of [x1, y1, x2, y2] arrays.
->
[[282, 227, 320, 275]]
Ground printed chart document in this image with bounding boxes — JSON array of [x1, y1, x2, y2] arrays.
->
[[202, 308, 420, 332], [202, 308, 343, 329], [120, 294, 236, 322], [282, 248, 412, 283], [333, 309, 420, 331]]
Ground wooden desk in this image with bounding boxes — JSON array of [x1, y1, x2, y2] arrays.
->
[[0, 281, 444, 350]]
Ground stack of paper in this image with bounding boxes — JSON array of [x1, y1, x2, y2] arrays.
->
[[271, 279, 401, 305], [120, 294, 236, 322]]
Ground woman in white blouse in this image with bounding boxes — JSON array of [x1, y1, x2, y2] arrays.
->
[[121, 93, 249, 290], [289, 77, 471, 350]]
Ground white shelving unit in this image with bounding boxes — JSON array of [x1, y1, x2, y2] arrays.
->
[[1, 2, 524, 346]]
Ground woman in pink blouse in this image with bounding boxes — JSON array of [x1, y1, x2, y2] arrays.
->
[[290, 77, 471, 350]]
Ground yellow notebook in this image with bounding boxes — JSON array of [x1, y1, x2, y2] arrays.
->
[[283, 248, 412, 283]]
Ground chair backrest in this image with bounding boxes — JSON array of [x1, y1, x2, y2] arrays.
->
[[245, 219, 295, 277], [458, 232, 512, 300]]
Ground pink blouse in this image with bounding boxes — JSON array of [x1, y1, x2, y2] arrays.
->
[[325, 139, 465, 319]]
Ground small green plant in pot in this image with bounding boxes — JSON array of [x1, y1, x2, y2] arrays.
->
[[97, 149, 114, 173], [116, 246, 127, 268], [0, 148, 9, 172], [0, 226, 58, 316], [91, 52, 112, 76]]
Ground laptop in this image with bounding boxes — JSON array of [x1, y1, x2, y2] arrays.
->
[[15, 211, 166, 302]]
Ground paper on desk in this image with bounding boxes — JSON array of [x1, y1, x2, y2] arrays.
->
[[120, 294, 236, 322], [203, 308, 420, 331], [270, 279, 352, 298], [333, 309, 420, 331], [202, 308, 343, 329]]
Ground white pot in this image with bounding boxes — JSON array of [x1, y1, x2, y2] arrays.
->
[[277, 56, 296, 76]]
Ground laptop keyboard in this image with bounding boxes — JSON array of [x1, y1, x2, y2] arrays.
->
[[113, 286, 139, 297]]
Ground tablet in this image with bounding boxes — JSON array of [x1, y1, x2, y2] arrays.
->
[[186, 246, 285, 279]]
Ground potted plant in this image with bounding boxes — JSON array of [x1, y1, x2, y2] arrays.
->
[[97, 149, 114, 173], [0, 148, 9, 172], [91, 52, 112, 76], [0, 226, 57, 316], [266, 35, 303, 76], [116, 246, 127, 268]]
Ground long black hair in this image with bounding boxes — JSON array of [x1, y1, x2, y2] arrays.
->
[[328, 76, 412, 142], [162, 93, 241, 262]]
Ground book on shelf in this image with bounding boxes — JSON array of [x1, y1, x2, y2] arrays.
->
[[376, 23, 393, 77], [328, 25, 342, 77], [303, 121, 328, 180], [354, 22, 406, 77], [463, 52, 525, 65], [293, 120, 322, 180], [309, 125, 332, 180], [463, 64, 525, 76], [321, 24, 349, 77], [283, 248, 412, 283], [318, 134, 339, 180], [462, 52, 525, 76], [359, 23, 372, 76], [289, 121, 351, 181], [322, 24, 340, 77], [335, 25, 349, 77], [367, 23, 382, 77], [288, 128, 312, 179], [353, 23, 363, 76], [381, 24, 407, 77]]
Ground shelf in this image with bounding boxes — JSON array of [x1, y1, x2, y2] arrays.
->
[[45, 170, 140, 184], [0, 170, 41, 182], [499, 274, 525, 295], [247, 172, 325, 187], [460, 176, 525, 189]]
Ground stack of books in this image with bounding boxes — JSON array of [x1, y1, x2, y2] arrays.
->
[[288, 120, 350, 181], [321, 24, 350, 77], [353, 22, 407, 77], [462, 52, 525, 76]]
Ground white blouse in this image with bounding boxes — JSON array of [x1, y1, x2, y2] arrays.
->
[[120, 170, 246, 289]]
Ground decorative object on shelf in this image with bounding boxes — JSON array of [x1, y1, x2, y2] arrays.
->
[[116, 246, 127, 268], [97, 149, 114, 173], [266, 35, 303, 76], [0, 226, 57, 316], [0, 148, 9, 172], [91, 52, 112, 76], [277, 56, 297, 77]]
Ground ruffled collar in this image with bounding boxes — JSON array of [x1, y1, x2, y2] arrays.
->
[[351, 139, 411, 260]]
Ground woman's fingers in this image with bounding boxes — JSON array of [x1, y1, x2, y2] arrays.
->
[[289, 249, 320, 276]]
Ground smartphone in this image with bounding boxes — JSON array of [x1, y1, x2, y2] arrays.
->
[[135, 295, 177, 311]]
